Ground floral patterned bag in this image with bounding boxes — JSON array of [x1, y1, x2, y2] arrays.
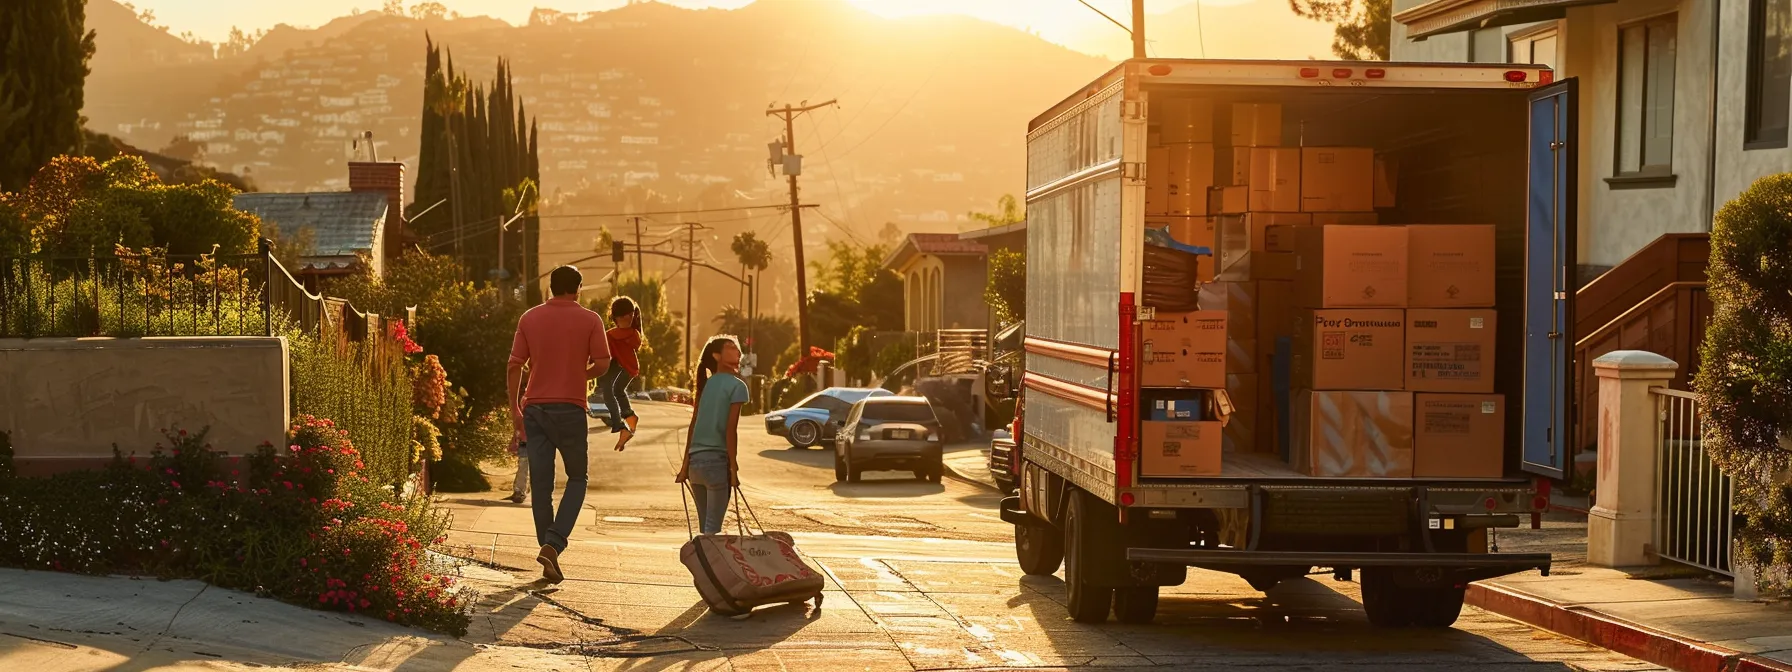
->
[[678, 489, 825, 618]]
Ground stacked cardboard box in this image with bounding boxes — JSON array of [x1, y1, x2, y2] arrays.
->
[[1140, 310, 1227, 477]]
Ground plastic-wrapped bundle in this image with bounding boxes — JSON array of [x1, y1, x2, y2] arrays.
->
[[1142, 233, 1208, 312]]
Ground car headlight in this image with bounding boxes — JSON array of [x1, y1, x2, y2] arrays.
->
[[766, 414, 784, 422]]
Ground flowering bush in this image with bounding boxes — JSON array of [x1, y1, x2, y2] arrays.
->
[[412, 354, 449, 420], [785, 346, 836, 377], [0, 418, 473, 635]]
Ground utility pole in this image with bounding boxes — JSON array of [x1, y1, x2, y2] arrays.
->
[[682, 222, 710, 378], [631, 216, 644, 278], [1132, 0, 1146, 59], [766, 99, 836, 356]]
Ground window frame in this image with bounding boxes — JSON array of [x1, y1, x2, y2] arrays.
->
[[1508, 22, 1561, 70], [1610, 14, 1679, 185], [1746, 0, 1792, 150]]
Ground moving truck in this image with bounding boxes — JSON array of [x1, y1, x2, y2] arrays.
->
[[993, 60, 1574, 627]]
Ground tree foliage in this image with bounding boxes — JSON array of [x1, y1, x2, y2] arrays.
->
[[1290, 0, 1390, 61], [731, 231, 771, 273], [714, 305, 794, 373], [968, 194, 1024, 228], [985, 248, 1026, 326], [1696, 174, 1792, 593], [6, 155, 259, 256], [0, 0, 96, 191]]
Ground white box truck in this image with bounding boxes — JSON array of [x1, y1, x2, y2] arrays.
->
[[993, 60, 1575, 627]]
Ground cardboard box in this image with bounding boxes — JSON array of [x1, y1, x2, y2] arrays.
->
[[1246, 147, 1302, 213], [1407, 224, 1496, 308], [1227, 337, 1257, 373], [1413, 393, 1505, 478], [1224, 374, 1260, 453], [1141, 421, 1223, 477], [1310, 212, 1381, 226], [1158, 98, 1215, 144], [1208, 186, 1248, 216], [1256, 280, 1295, 348], [1295, 309, 1406, 391], [1405, 308, 1497, 393], [1148, 215, 1215, 249], [1289, 225, 1410, 308], [1300, 147, 1375, 213], [1215, 214, 1309, 281], [1150, 398, 1205, 421], [1142, 311, 1228, 388], [1231, 103, 1282, 147], [1167, 143, 1216, 215], [1198, 281, 1258, 338], [1146, 146, 1170, 215], [1373, 154, 1398, 209], [1293, 390, 1415, 478]]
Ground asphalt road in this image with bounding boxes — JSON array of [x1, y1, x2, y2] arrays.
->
[[474, 401, 1660, 671]]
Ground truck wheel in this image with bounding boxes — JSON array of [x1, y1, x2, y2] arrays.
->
[[1359, 569, 1412, 627], [1014, 522, 1063, 576], [1408, 587, 1466, 628], [1113, 586, 1159, 624], [1063, 491, 1113, 623]]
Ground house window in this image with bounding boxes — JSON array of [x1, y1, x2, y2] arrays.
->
[[1747, 0, 1792, 148], [1615, 16, 1677, 178], [1509, 25, 1560, 71]]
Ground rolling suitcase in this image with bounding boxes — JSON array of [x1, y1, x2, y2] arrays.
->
[[679, 487, 824, 618]]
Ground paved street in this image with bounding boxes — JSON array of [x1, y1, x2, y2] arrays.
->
[[433, 401, 1664, 671]]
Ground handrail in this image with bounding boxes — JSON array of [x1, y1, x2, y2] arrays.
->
[[1024, 372, 1113, 412], [1652, 387, 1699, 400], [1025, 336, 1117, 369], [1574, 281, 1705, 350]]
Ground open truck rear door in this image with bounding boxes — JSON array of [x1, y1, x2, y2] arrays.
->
[[1522, 78, 1578, 479]]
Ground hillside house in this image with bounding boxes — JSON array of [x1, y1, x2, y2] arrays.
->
[[232, 161, 408, 288]]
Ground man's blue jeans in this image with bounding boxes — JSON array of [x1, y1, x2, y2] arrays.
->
[[524, 403, 588, 553]]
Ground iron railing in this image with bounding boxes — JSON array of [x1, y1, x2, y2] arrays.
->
[[1653, 388, 1735, 576]]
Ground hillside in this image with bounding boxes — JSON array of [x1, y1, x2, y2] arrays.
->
[[80, 0, 1112, 242], [1066, 0, 1334, 60]]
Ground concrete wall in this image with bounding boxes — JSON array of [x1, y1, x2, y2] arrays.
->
[[0, 337, 290, 473], [1714, 0, 1792, 209]]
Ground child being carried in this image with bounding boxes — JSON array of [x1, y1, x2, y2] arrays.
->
[[598, 296, 644, 449]]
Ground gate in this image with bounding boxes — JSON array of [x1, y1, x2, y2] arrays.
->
[[1652, 388, 1734, 575]]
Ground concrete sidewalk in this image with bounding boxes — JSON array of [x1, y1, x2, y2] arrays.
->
[[942, 442, 998, 492]]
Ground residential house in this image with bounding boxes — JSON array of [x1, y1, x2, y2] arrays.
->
[[1391, 0, 1790, 283], [233, 161, 408, 288], [881, 233, 990, 333]]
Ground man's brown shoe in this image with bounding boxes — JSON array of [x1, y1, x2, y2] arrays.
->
[[537, 544, 565, 584]]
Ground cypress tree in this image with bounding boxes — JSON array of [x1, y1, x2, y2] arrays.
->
[[0, 0, 97, 191]]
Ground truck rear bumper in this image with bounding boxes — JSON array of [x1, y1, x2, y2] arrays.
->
[[1126, 548, 1551, 586]]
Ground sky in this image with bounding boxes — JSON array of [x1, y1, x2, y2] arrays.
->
[[131, 0, 1253, 54]]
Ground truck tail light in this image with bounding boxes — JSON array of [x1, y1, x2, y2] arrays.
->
[[1332, 68, 1353, 79], [1364, 68, 1386, 79], [1540, 70, 1555, 84], [1484, 497, 1499, 511], [1147, 64, 1173, 76], [1119, 492, 1136, 507], [1504, 70, 1528, 83], [1299, 67, 1320, 79]]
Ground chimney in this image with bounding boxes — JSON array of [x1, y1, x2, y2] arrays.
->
[[348, 132, 407, 263]]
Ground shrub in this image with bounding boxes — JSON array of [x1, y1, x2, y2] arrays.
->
[[1696, 173, 1792, 594], [289, 328, 415, 488], [0, 420, 472, 634]]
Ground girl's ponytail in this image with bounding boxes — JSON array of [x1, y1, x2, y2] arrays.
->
[[692, 335, 740, 399]]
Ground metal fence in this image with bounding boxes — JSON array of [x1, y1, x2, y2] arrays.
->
[[1653, 388, 1735, 576]]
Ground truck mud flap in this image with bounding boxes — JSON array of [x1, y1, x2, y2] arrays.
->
[[999, 496, 1033, 526], [1124, 549, 1551, 588]]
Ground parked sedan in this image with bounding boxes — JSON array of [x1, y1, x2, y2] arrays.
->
[[764, 387, 892, 448], [833, 396, 944, 483]]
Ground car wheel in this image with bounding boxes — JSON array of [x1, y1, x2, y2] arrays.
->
[[927, 459, 943, 484], [845, 453, 862, 483], [833, 451, 847, 483], [912, 469, 927, 481], [789, 420, 821, 448]]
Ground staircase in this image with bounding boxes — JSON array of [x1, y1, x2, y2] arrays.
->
[[1571, 233, 1712, 457]]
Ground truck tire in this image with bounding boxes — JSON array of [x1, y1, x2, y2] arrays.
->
[[1360, 569, 1465, 629], [1113, 586, 1159, 624], [1014, 522, 1063, 576], [1063, 490, 1113, 623]]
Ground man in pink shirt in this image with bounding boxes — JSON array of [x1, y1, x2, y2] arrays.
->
[[507, 266, 610, 583]]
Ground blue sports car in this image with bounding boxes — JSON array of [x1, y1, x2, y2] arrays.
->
[[764, 387, 893, 448]]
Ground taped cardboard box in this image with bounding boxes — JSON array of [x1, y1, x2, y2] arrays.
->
[[1231, 103, 1282, 147], [1168, 143, 1216, 216], [1248, 147, 1302, 212], [1292, 390, 1415, 478], [1294, 309, 1406, 391], [1141, 421, 1223, 477], [1208, 186, 1248, 216], [1405, 308, 1497, 393], [1413, 393, 1505, 478], [1215, 214, 1308, 281], [1288, 225, 1410, 308], [1300, 147, 1375, 213], [1310, 212, 1381, 226], [1198, 280, 1259, 338], [1407, 224, 1496, 308], [1142, 311, 1227, 388], [1158, 98, 1215, 145], [1227, 337, 1257, 373], [1256, 280, 1295, 347]]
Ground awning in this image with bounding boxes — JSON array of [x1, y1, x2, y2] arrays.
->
[[1394, 0, 1615, 40]]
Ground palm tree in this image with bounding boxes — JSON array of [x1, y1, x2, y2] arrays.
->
[[968, 194, 1025, 228], [730, 230, 771, 307]]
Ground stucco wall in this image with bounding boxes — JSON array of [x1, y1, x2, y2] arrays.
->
[[943, 257, 989, 330], [0, 337, 291, 470], [1714, 0, 1792, 208]]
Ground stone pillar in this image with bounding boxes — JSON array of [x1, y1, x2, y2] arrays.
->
[[1587, 350, 1678, 567]]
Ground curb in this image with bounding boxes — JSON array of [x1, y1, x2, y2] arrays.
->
[[940, 455, 1001, 493], [1468, 582, 1789, 672]]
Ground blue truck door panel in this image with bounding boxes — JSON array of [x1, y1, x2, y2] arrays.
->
[[1523, 78, 1578, 479]]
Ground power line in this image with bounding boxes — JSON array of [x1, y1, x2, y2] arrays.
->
[[833, 65, 939, 161]]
